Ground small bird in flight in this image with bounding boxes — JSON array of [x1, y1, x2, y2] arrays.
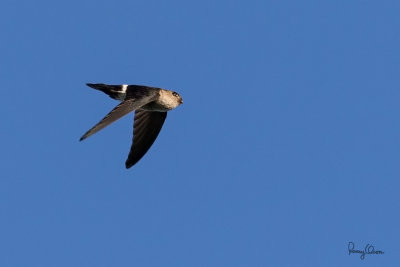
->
[[80, 83, 183, 168]]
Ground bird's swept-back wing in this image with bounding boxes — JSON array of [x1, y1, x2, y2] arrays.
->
[[80, 90, 157, 141], [125, 110, 167, 168]]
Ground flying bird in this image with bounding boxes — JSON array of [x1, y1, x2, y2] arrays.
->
[[80, 83, 183, 168]]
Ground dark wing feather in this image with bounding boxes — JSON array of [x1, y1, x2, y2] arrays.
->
[[80, 89, 157, 141], [125, 110, 167, 168], [80, 100, 136, 141]]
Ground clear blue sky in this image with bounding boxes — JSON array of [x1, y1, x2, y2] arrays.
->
[[1, 0, 399, 266]]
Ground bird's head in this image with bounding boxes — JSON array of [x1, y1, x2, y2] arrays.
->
[[158, 89, 183, 110], [171, 91, 183, 105]]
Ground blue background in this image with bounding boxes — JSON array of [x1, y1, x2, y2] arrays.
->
[[1, 0, 399, 266]]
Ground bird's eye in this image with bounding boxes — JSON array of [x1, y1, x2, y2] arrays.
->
[[172, 92, 178, 97]]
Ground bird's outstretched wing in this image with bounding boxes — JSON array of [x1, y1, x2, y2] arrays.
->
[[125, 110, 167, 168], [80, 90, 158, 141]]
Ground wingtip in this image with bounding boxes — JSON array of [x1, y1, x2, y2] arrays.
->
[[125, 162, 133, 169], [125, 158, 138, 169]]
